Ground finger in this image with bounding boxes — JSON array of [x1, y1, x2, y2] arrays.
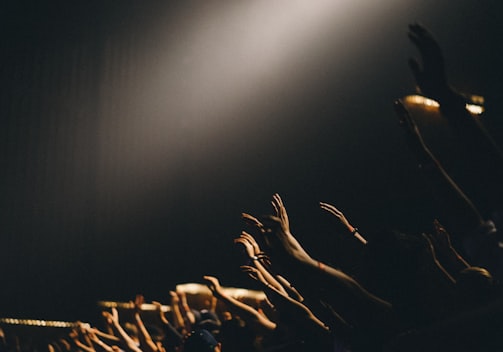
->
[[234, 238, 250, 248], [259, 215, 281, 230], [273, 193, 284, 209], [241, 231, 256, 243], [271, 195, 280, 213], [271, 200, 279, 216], [320, 202, 342, 215], [242, 213, 264, 228]]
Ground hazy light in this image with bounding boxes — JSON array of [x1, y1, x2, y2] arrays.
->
[[466, 103, 484, 115], [97, 301, 171, 312], [176, 283, 265, 300], [404, 94, 440, 108], [0, 318, 81, 328], [404, 94, 484, 115], [95, 0, 409, 216]]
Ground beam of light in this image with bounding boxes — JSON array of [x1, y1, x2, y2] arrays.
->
[[141, 0, 401, 130], [97, 0, 409, 208]]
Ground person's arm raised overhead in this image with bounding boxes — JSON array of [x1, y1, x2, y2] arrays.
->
[[428, 220, 471, 274], [152, 301, 184, 348], [203, 275, 277, 332], [235, 231, 289, 297], [169, 291, 187, 333], [320, 202, 367, 245], [395, 99, 485, 230], [131, 294, 161, 352], [408, 23, 503, 161], [241, 265, 333, 334], [258, 194, 392, 310], [102, 308, 142, 352]]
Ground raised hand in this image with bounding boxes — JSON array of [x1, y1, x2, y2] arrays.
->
[[169, 291, 180, 304], [102, 308, 119, 326], [238, 194, 314, 266], [234, 233, 257, 258], [69, 329, 95, 352], [203, 275, 225, 299], [432, 219, 453, 249], [241, 265, 267, 285], [152, 301, 168, 324], [432, 219, 471, 269], [408, 23, 449, 100], [320, 202, 367, 244], [319, 202, 351, 229], [271, 193, 291, 234], [133, 294, 144, 313], [240, 231, 261, 255], [242, 212, 267, 233]]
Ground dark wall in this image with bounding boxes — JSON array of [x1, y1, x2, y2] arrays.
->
[[1, 1, 502, 321]]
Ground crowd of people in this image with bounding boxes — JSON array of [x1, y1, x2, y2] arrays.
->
[[2, 23, 503, 351]]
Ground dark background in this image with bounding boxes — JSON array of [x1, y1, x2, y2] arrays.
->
[[1, 0, 502, 322]]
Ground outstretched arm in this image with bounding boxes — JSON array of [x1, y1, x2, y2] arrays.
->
[[275, 274, 304, 303], [235, 231, 289, 297], [86, 329, 115, 352], [320, 202, 367, 245], [69, 328, 95, 352], [253, 195, 392, 311], [152, 301, 183, 348], [169, 291, 186, 333], [132, 295, 161, 352], [101, 308, 142, 352], [421, 233, 457, 284], [203, 275, 277, 332], [395, 99, 485, 230], [241, 265, 332, 334], [427, 220, 471, 276], [177, 289, 196, 326]]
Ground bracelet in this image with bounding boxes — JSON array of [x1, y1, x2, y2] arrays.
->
[[251, 256, 259, 260], [351, 227, 359, 234]]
